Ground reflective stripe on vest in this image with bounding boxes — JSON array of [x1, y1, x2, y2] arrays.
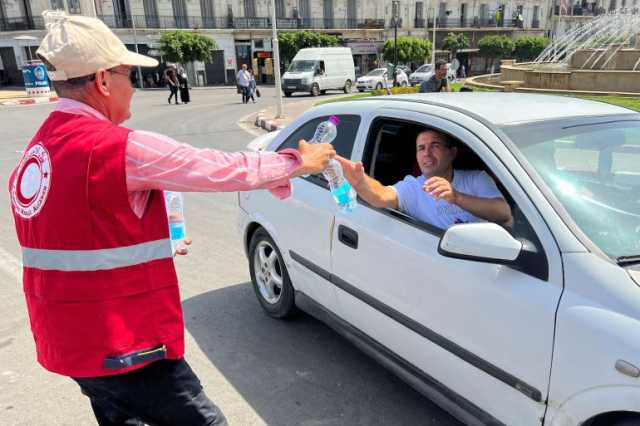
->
[[22, 239, 172, 271]]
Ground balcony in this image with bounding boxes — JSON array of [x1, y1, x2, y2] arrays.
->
[[95, 15, 386, 30], [0, 16, 44, 31]]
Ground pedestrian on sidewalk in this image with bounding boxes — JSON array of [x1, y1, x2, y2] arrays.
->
[[165, 68, 180, 104], [10, 12, 336, 426], [177, 67, 190, 104], [236, 64, 250, 104], [248, 70, 257, 103]]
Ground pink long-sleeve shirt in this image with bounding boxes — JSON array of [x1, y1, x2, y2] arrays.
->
[[55, 98, 302, 217]]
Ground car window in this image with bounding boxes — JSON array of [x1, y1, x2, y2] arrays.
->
[[277, 114, 361, 159], [504, 120, 640, 259]]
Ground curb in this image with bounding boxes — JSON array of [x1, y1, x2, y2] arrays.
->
[[1, 96, 59, 106], [254, 113, 284, 132]]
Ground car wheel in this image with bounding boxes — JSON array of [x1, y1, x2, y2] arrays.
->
[[401, 81, 407, 87], [358, 89, 364, 92], [343, 80, 352, 93], [284, 91, 292, 97], [311, 83, 320, 96], [248, 228, 296, 319], [375, 83, 383, 90], [320, 90, 327, 95]]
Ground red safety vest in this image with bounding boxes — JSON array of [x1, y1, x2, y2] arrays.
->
[[9, 111, 184, 378]]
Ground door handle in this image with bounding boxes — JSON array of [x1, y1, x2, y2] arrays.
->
[[338, 225, 358, 249]]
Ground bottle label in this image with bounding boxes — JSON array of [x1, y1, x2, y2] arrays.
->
[[169, 222, 185, 241], [332, 181, 355, 206]]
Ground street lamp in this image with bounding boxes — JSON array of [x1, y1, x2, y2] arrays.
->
[[126, 0, 144, 88], [391, 0, 400, 86], [270, 0, 284, 118]]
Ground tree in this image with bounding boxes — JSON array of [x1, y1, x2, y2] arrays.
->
[[513, 36, 550, 62], [277, 31, 340, 64], [478, 35, 514, 72], [159, 31, 218, 64], [442, 32, 470, 61], [382, 36, 432, 66]]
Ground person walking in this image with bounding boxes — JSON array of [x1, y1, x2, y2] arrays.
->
[[9, 12, 335, 426], [166, 68, 180, 104], [248, 70, 257, 103], [236, 64, 250, 104], [177, 67, 190, 104]]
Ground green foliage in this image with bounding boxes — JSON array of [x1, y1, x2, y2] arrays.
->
[[278, 31, 340, 63], [382, 36, 432, 65], [478, 35, 515, 60], [159, 31, 218, 63], [442, 32, 470, 59], [371, 85, 420, 96], [514, 36, 550, 61]]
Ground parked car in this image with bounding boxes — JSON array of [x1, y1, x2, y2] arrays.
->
[[238, 93, 640, 426], [356, 67, 408, 91], [409, 63, 456, 86], [281, 47, 356, 97]]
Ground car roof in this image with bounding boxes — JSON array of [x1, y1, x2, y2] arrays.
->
[[350, 93, 639, 126]]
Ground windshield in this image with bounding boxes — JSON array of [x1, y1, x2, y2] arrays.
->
[[415, 64, 432, 73], [503, 117, 640, 259], [288, 60, 317, 72], [366, 69, 386, 76]]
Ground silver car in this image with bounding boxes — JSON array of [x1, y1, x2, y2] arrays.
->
[[409, 63, 456, 86]]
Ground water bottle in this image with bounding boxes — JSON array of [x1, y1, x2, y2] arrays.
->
[[164, 191, 186, 252], [309, 116, 357, 212]]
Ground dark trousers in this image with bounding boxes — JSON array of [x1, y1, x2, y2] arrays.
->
[[240, 85, 250, 104], [72, 359, 227, 426], [168, 86, 179, 104]]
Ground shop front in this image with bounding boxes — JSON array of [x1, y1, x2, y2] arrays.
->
[[346, 40, 383, 77]]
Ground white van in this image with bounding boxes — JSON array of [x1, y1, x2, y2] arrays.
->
[[281, 47, 356, 97]]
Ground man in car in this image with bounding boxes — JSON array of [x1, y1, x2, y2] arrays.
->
[[419, 60, 452, 93], [337, 129, 513, 229]]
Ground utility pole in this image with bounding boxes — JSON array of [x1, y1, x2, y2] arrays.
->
[[127, 0, 144, 88], [392, 0, 399, 86], [432, 5, 437, 64], [270, 0, 284, 118]]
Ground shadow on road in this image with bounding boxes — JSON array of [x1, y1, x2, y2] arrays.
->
[[183, 282, 463, 426]]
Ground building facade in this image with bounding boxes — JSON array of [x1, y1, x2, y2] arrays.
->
[[1, 0, 549, 86]]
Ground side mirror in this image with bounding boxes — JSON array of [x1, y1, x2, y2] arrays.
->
[[438, 223, 522, 263]]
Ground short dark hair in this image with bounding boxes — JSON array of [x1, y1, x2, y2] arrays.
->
[[434, 60, 447, 71], [417, 129, 457, 149]]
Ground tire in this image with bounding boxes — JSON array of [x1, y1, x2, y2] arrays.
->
[[401, 81, 408, 87], [284, 91, 292, 97], [358, 89, 364, 92], [248, 228, 297, 319], [311, 83, 320, 96], [375, 82, 383, 90], [343, 80, 352, 93], [320, 90, 327, 95]]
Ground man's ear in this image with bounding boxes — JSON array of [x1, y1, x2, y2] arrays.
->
[[94, 69, 110, 96]]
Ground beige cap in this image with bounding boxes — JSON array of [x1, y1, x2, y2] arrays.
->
[[36, 11, 158, 81]]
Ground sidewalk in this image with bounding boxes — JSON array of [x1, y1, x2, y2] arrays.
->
[[0, 88, 59, 106], [253, 94, 349, 132]]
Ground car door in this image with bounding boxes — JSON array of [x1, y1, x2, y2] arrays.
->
[[329, 108, 563, 425], [243, 113, 362, 311]]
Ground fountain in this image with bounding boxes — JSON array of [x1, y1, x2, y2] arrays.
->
[[489, 10, 640, 94]]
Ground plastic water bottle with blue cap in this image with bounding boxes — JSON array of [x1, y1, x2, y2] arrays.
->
[[308, 115, 357, 212], [164, 191, 187, 253]]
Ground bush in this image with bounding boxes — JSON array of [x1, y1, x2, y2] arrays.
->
[[159, 31, 218, 63], [514, 36, 550, 61], [478, 35, 515, 72], [382, 36, 432, 65], [371, 85, 420, 96]]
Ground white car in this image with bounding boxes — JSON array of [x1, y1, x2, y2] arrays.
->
[[356, 68, 408, 91], [409, 63, 456, 86], [238, 93, 640, 426]]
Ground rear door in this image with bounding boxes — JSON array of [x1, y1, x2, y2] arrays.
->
[[329, 108, 563, 424]]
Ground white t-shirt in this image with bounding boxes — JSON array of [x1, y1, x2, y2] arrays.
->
[[392, 170, 505, 229]]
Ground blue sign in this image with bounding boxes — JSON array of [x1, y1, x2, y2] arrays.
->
[[22, 63, 50, 90]]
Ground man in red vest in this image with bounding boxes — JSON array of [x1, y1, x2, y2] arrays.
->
[[9, 12, 335, 426]]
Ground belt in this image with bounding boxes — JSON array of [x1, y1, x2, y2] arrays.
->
[[103, 345, 167, 369]]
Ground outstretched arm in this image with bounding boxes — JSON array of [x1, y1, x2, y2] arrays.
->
[[335, 156, 398, 209]]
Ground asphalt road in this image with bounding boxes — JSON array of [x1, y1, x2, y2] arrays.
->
[[0, 87, 463, 426]]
